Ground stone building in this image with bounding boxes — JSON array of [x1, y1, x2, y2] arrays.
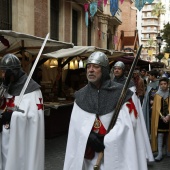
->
[[0, 0, 138, 50]]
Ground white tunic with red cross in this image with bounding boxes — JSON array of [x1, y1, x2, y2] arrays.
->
[[0, 89, 44, 170], [64, 97, 150, 170]]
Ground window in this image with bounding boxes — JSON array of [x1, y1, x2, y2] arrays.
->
[[87, 20, 91, 46], [0, 0, 12, 30], [72, 9, 78, 45], [50, 0, 59, 40], [147, 12, 151, 17], [147, 27, 151, 31]]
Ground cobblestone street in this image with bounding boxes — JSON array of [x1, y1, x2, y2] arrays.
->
[[45, 134, 170, 170]]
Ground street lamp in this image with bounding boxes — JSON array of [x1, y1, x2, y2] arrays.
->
[[156, 34, 163, 62], [156, 34, 163, 54]]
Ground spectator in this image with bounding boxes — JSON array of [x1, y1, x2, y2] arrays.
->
[[151, 77, 170, 161], [142, 69, 159, 135]]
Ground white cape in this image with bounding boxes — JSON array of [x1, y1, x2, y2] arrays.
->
[[0, 89, 44, 170], [64, 99, 150, 170], [130, 86, 154, 163]]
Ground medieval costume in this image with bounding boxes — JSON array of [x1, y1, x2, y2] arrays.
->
[[142, 79, 159, 135], [64, 52, 152, 170], [112, 63, 153, 162], [151, 87, 170, 161], [0, 54, 44, 170]]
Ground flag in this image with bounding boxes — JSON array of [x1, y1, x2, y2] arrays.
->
[[148, 50, 153, 56], [104, 0, 108, 6], [135, 0, 145, 11], [90, 2, 97, 17], [164, 53, 169, 59], [84, 4, 89, 27], [110, 0, 118, 16], [98, 0, 103, 7], [114, 35, 118, 44], [120, 0, 124, 4], [146, 0, 154, 3]]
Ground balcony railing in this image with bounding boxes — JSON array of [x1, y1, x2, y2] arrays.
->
[[142, 22, 159, 26]]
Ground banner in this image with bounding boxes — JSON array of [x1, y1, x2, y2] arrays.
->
[[110, 0, 118, 16], [146, 0, 154, 3], [135, 0, 145, 11], [104, 0, 108, 6], [90, 2, 97, 17], [84, 4, 89, 27], [164, 53, 169, 59], [148, 50, 153, 56]]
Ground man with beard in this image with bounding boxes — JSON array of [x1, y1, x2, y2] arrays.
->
[[64, 52, 152, 170], [0, 54, 44, 170]]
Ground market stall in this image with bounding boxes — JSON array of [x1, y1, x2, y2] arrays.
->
[[0, 30, 74, 138]]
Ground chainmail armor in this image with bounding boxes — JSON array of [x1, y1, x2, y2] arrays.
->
[[75, 67, 133, 115]]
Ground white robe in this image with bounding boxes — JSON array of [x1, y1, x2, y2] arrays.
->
[[64, 100, 151, 170], [130, 86, 154, 162], [0, 89, 44, 170]]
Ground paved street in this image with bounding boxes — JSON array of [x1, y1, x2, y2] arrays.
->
[[45, 134, 170, 170]]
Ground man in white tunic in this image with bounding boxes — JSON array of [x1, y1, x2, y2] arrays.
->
[[0, 54, 44, 170], [64, 52, 150, 170]]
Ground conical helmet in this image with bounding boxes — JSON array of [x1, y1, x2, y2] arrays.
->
[[87, 51, 109, 67], [0, 54, 21, 70]]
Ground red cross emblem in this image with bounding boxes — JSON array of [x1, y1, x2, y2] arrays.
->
[[126, 98, 138, 119], [36, 98, 44, 110]]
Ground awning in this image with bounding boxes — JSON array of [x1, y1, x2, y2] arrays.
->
[[43, 46, 112, 59], [0, 30, 74, 57], [111, 55, 150, 67]]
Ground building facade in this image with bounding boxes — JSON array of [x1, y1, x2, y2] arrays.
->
[[138, 0, 170, 62]]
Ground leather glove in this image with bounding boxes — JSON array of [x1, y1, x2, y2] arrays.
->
[[87, 131, 105, 152], [2, 69, 14, 87], [1, 111, 13, 129]]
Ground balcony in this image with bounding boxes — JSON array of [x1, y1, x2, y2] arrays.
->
[[142, 22, 159, 26], [142, 8, 153, 12], [103, 5, 122, 24], [142, 16, 158, 19], [142, 30, 158, 34]]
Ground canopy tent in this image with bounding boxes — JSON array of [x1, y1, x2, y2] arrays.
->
[[0, 30, 74, 72], [0, 30, 73, 56], [42, 46, 131, 68], [109, 55, 150, 69], [43, 46, 112, 59]]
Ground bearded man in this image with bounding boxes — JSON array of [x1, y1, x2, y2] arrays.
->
[[64, 52, 150, 170]]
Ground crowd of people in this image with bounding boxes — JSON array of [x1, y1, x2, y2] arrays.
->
[[64, 52, 170, 170], [0, 52, 169, 170]]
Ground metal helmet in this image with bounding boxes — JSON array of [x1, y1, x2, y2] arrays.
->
[[0, 54, 21, 70], [87, 51, 109, 67], [113, 61, 125, 70]]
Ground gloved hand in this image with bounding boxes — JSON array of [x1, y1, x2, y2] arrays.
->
[[2, 69, 14, 87], [87, 131, 105, 152], [1, 111, 13, 129]]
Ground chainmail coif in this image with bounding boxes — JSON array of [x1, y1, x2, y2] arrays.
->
[[75, 67, 133, 115], [8, 68, 40, 96], [113, 75, 134, 88]]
